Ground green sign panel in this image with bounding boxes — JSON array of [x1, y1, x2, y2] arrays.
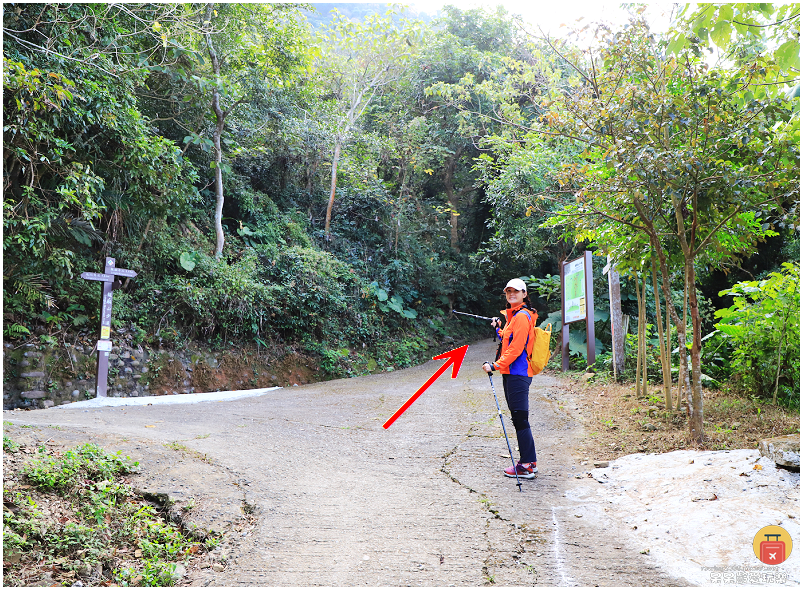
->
[[564, 257, 586, 323]]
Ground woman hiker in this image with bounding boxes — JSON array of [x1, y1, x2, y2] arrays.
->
[[482, 278, 539, 479]]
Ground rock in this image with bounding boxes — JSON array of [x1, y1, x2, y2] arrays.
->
[[691, 492, 718, 502], [109, 354, 119, 361], [732, 422, 742, 430], [135, 549, 143, 558], [124, 367, 133, 374], [40, 400, 55, 409], [20, 371, 46, 378], [30, 572, 54, 587], [131, 360, 140, 367], [212, 563, 225, 572], [643, 423, 657, 432], [760, 435, 800, 469], [21, 390, 47, 399], [19, 360, 31, 368], [594, 461, 610, 468], [580, 373, 595, 382], [121, 352, 131, 359], [169, 563, 187, 582]]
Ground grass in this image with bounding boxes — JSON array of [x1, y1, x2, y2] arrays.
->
[[558, 372, 800, 460], [164, 441, 213, 464], [3, 440, 220, 587]]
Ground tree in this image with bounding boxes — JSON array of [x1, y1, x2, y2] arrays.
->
[[194, 3, 308, 258], [3, 4, 199, 322], [313, 8, 420, 239], [539, 18, 797, 440], [428, 14, 799, 440]]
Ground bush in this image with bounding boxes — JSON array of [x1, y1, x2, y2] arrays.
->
[[715, 262, 800, 404]]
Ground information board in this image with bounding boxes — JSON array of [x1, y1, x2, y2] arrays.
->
[[563, 257, 586, 324]]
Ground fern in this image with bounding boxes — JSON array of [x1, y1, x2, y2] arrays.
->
[[10, 275, 56, 309], [3, 323, 31, 338]]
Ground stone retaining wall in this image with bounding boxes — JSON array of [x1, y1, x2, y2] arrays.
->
[[3, 341, 311, 410]]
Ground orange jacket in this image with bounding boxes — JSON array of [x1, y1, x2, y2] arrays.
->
[[493, 303, 538, 376]]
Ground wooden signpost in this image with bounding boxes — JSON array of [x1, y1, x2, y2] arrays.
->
[[560, 251, 595, 371], [80, 258, 137, 397]]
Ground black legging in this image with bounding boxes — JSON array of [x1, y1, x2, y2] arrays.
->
[[502, 374, 537, 464]]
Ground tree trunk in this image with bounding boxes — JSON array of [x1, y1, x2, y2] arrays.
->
[[774, 331, 784, 404], [685, 260, 704, 442], [306, 151, 317, 196], [678, 273, 689, 412], [204, 3, 225, 260], [635, 273, 643, 398], [642, 270, 648, 398], [651, 253, 672, 411], [212, 109, 224, 259], [443, 148, 463, 252], [666, 295, 672, 406], [324, 139, 342, 240], [607, 256, 625, 381]]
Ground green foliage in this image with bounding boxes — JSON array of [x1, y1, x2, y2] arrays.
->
[[3, 6, 200, 324], [3, 435, 21, 453], [715, 262, 800, 403], [23, 443, 137, 491], [3, 1, 799, 408], [4, 441, 210, 587]]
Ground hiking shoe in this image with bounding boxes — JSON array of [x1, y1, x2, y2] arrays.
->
[[504, 462, 537, 479]]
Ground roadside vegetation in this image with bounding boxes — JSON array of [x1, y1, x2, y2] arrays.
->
[[555, 372, 800, 462], [2, 437, 219, 587], [3, 3, 799, 441]]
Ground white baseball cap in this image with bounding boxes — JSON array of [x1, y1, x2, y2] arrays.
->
[[504, 278, 527, 292]]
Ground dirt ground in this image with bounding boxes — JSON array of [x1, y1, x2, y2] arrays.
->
[[7, 339, 795, 587], [559, 372, 800, 462]]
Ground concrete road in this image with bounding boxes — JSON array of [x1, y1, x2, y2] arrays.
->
[[3, 340, 689, 586]]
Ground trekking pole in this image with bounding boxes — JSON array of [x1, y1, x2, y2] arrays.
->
[[452, 310, 495, 321], [453, 310, 500, 342], [487, 369, 522, 492]]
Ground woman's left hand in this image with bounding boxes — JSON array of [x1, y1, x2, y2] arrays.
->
[[482, 362, 493, 373]]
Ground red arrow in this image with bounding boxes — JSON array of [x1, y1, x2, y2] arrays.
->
[[382, 345, 469, 429]]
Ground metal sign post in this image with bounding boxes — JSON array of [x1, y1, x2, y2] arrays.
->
[[560, 251, 595, 371], [81, 258, 137, 397]]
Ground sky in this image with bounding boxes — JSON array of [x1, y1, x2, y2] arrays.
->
[[408, 0, 677, 35]]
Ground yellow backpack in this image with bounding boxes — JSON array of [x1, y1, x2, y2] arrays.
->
[[529, 323, 552, 375]]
